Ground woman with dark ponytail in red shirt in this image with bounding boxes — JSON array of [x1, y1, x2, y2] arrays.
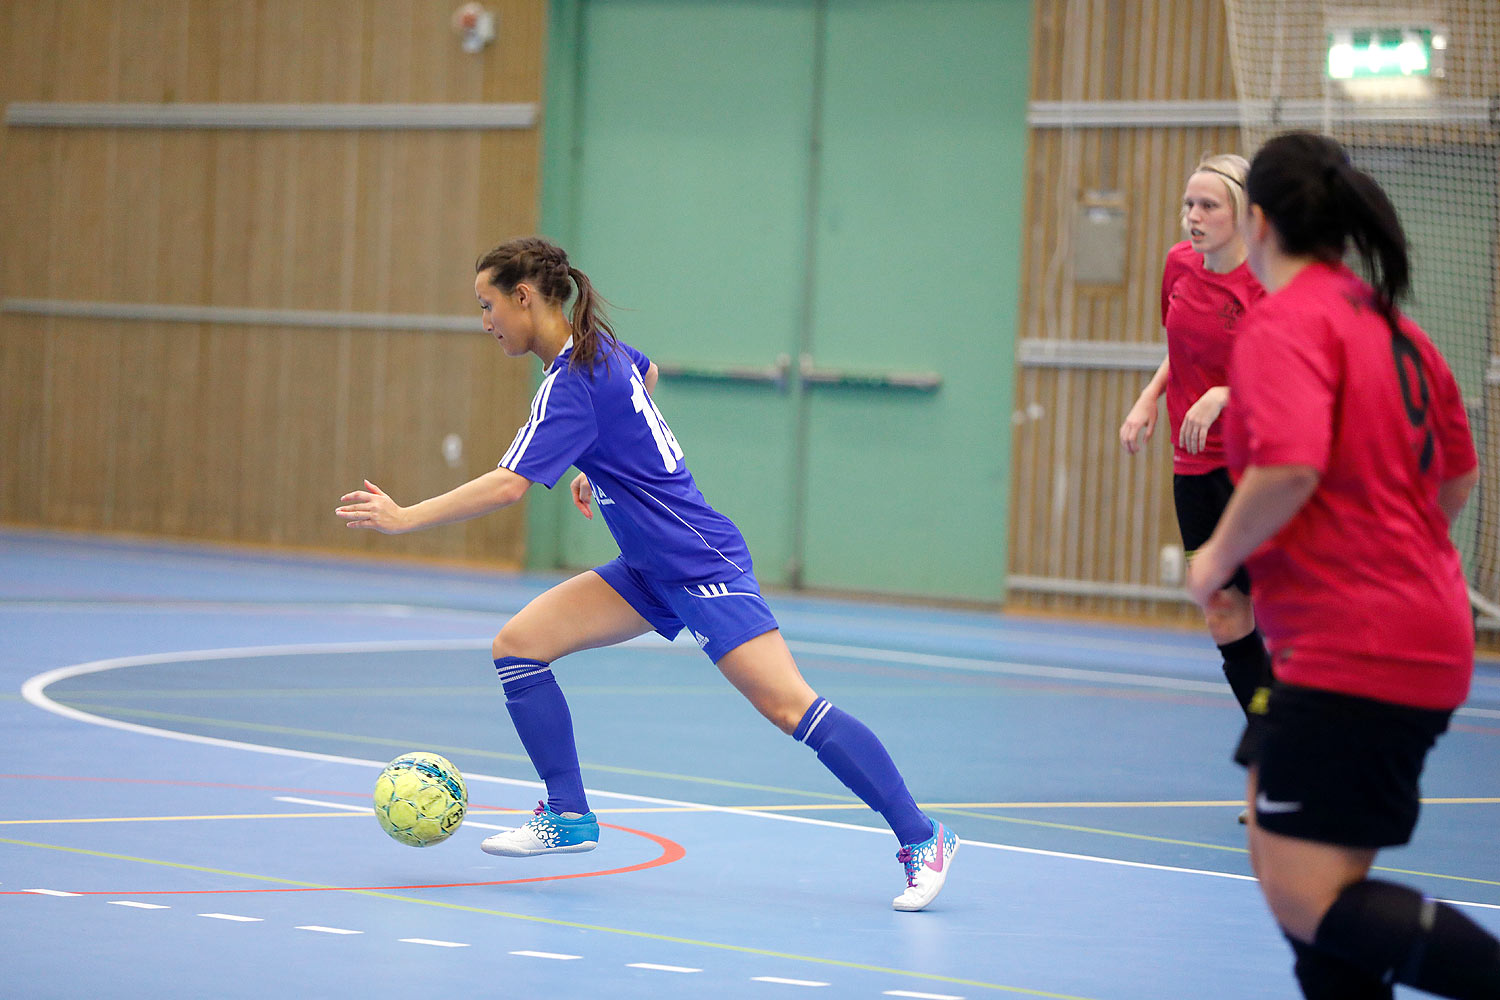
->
[[1187, 132, 1497, 999]]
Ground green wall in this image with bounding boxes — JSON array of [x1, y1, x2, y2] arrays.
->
[[534, 0, 1032, 603]]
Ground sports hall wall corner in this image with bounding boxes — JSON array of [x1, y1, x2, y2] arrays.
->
[[2, 2, 1496, 637], [532, 0, 1033, 603], [0, 0, 1032, 607]]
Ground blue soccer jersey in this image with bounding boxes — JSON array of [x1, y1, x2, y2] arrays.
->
[[498, 337, 754, 583]]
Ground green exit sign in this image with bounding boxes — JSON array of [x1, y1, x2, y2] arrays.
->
[[1327, 28, 1439, 80]]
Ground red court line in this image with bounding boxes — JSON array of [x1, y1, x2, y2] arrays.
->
[[1, 822, 684, 897], [0, 773, 685, 895], [0, 775, 379, 797]]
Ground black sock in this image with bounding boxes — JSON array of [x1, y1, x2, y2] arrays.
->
[[1314, 879, 1500, 998], [1284, 934, 1393, 999], [1216, 628, 1272, 717]]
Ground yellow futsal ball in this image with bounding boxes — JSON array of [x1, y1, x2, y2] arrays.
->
[[373, 752, 468, 847]]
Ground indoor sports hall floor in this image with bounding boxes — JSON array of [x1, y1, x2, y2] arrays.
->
[[3, 528, 1497, 1000]]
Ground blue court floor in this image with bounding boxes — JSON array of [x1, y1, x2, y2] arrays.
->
[[2, 528, 1497, 999]]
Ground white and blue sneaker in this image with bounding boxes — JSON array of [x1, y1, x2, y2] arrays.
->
[[892, 819, 958, 911], [480, 801, 600, 857]]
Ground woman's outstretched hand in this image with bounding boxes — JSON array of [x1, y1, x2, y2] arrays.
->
[[336, 480, 410, 534]]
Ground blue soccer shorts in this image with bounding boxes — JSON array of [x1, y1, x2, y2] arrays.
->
[[593, 556, 779, 663]]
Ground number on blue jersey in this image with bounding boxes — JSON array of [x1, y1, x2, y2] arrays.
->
[[630, 367, 684, 472]]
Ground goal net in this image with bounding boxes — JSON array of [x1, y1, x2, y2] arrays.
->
[[1222, 0, 1500, 636]]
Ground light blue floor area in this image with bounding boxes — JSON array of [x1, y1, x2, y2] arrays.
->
[[3, 528, 1497, 999]]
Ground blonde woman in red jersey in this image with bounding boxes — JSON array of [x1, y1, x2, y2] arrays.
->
[[1120, 154, 1274, 726], [1187, 132, 1497, 999]]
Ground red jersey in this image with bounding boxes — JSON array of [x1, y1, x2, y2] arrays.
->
[[1160, 241, 1264, 474], [1225, 261, 1478, 710]]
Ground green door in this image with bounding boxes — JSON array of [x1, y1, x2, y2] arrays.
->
[[539, 0, 1029, 600], [546, 0, 817, 582], [799, 0, 1026, 600]]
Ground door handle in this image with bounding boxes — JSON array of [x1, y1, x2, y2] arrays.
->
[[797, 353, 942, 391], [653, 352, 942, 393], [655, 353, 791, 390]]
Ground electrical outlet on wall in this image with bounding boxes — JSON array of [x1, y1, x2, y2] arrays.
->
[[1159, 543, 1185, 586]]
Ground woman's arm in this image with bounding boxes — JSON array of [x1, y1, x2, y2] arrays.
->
[[1179, 385, 1229, 454], [1185, 463, 1320, 605], [1120, 356, 1170, 453], [1438, 466, 1479, 524], [337, 467, 532, 534]]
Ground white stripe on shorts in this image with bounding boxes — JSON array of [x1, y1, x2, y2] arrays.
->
[[689, 582, 756, 599]]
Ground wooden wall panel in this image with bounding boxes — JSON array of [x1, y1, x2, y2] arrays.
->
[[0, 1, 546, 566], [1017, 0, 1499, 641], [1011, 121, 1243, 624], [1031, 0, 1237, 102]]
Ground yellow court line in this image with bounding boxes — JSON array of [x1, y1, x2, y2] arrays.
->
[[349, 888, 1102, 999], [58, 700, 853, 801], [9, 795, 1500, 826], [459, 804, 1249, 816], [916, 798, 1500, 809], [581, 797, 1500, 814], [53, 702, 1500, 812], [0, 811, 372, 826], [5, 807, 1496, 891], [0, 835, 1099, 999]]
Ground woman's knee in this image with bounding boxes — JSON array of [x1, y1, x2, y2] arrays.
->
[[765, 696, 815, 736], [491, 620, 541, 662], [1204, 590, 1256, 643], [1258, 869, 1339, 942], [1250, 829, 1371, 942]]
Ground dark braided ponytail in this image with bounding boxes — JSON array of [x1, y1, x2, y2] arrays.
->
[[475, 237, 616, 370]]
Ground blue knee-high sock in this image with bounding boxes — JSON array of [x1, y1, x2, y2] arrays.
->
[[793, 697, 931, 845], [494, 657, 588, 816]]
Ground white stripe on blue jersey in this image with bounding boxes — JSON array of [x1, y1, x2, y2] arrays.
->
[[501, 369, 559, 470], [640, 486, 747, 576], [497, 338, 754, 583]]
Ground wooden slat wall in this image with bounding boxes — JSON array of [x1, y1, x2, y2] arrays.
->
[[1015, 0, 1500, 636], [1011, 0, 1242, 624], [0, 1, 545, 564]]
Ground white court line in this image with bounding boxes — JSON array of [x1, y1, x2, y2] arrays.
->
[[401, 938, 468, 948], [19, 642, 1500, 913], [199, 912, 262, 922], [627, 963, 702, 973], [108, 900, 169, 909], [276, 794, 516, 832], [297, 925, 363, 935], [752, 976, 830, 987], [884, 991, 965, 1000], [24, 888, 80, 896], [511, 950, 582, 960], [273, 796, 368, 812]]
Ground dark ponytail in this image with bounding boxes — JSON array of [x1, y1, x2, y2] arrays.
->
[[475, 237, 616, 370], [563, 265, 616, 369], [1246, 132, 1411, 329]]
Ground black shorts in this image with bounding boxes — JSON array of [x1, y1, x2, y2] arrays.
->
[[1174, 468, 1250, 595], [1234, 683, 1452, 848]]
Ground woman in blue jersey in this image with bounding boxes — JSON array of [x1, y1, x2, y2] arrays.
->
[[336, 236, 956, 911]]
